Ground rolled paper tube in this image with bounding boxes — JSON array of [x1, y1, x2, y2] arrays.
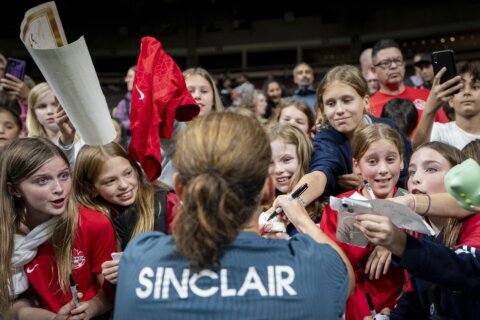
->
[[24, 37, 115, 145]]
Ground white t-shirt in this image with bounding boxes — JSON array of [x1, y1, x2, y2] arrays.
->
[[431, 122, 480, 149]]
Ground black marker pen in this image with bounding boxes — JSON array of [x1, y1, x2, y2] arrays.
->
[[69, 274, 80, 308], [365, 292, 376, 318], [267, 183, 308, 221]]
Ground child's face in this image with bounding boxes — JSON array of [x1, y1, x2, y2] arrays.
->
[[94, 156, 139, 207], [322, 81, 368, 138], [450, 72, 480, 118], [270, 139, 299, 194], [279, 106, 309, 135], [34, 91, 59, 133], [267, 82, 282, 104], [0, 111, 21, 149], [353, 139, 403, 199], [15, 156, 71, 225], [407, 147, 452, 195], [255, 93, 268, 116], [186, 74, 214, 117]]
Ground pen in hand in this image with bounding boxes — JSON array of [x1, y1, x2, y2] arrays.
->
[[267, 183, 308, 221], [364, 179, 376, 199], [69, 274, 80, 308]]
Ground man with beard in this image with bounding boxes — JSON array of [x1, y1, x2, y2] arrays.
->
[[291, 62, 317, 115]]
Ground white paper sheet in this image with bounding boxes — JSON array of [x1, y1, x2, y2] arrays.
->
[[20, 2, 115, 145], [330, 195, 435, 247]]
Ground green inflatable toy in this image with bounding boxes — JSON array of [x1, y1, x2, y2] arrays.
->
[[444, 158, 480, 213]]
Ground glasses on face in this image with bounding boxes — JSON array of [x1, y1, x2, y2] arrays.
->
[[374, 58, 404, 69]]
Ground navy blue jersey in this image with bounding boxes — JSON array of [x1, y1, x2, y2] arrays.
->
[[114, 232, 349, 320], [390, 215, 480, 320]]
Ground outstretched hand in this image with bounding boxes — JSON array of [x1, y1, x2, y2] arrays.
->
[[55, 104, 76, 146], [273, 194, 310, 230], [354, 214, 407, 257], [426, 67, 462, 111]]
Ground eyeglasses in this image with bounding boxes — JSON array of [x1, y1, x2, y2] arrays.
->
[[374, 58, 404, 69]]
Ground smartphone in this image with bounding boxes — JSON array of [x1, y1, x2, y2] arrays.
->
[[431, 50, 460, 94], [5, 58, 26, 81], [111, 252, 123, 261]]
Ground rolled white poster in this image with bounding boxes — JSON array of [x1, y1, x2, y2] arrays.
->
[[20, 1, 115, 145]]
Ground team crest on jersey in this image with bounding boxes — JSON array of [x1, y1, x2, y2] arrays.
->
[[413, 98, 426, 110], [73, 248, 86, 269]]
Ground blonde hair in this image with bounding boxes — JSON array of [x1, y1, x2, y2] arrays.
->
[[26, 82, 53, 137], [266, 123, 323, 219], [183, 67, 224, 113], [351, 123, 404, 162], [0, 138, 77, 314], [226, 105, 259, 121], [266, 123, 312, 192], [272, 98, 316, 132], [414, 142, 467, 247], [73, 142, 154, 240], [173, 113, 271, 270], [316, 65, 369, 128]]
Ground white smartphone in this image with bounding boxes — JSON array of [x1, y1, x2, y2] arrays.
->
[[111, 252, 123, 261]]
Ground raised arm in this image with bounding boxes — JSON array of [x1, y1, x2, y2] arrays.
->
[[390, 193, 474, 219], [355, 214, 480, 292], [275, 195, 355, 296], [412, 68, 462, 148], [290, 171, 328, 207]]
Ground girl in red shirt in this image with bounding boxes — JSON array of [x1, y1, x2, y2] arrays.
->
[[72, 142, 180, 285], [0, 137, 116, 319], [320, 123, 406, 320]]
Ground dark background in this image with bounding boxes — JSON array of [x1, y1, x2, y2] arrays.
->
[[2, 0, 480, 107]]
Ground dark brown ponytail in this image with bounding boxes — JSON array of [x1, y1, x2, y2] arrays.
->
[[173, 113, 271, 270]]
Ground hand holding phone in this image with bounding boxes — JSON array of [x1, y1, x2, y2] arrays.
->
[[5, 58, 26, 81], [432, 50, 460, 95]]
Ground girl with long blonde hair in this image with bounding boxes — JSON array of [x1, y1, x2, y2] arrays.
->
[[0, 137, 115, 319], [73, 142, 179, 284]]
